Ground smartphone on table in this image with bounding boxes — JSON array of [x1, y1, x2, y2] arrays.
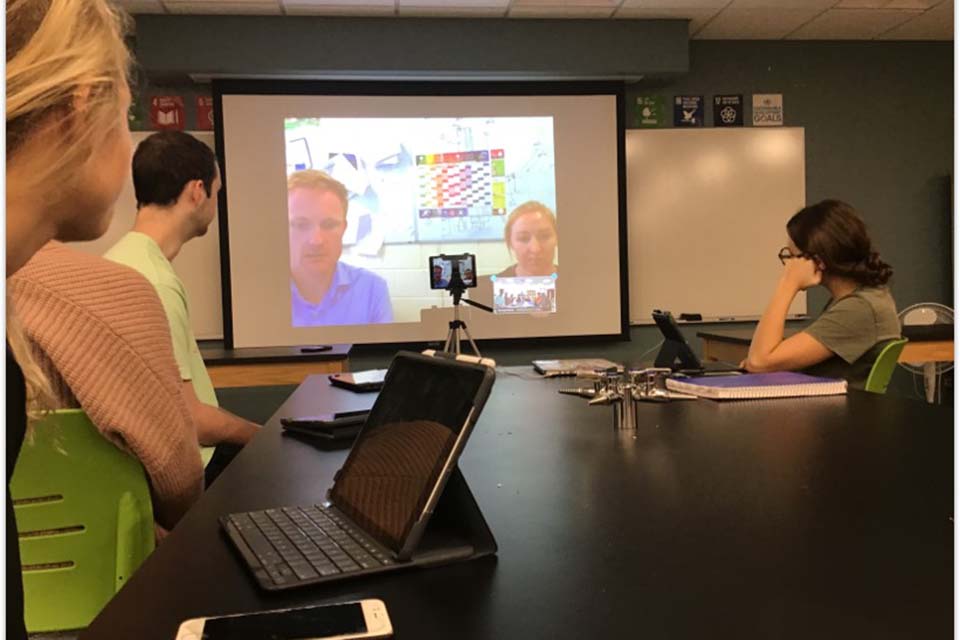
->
[[328, 370, 388, 392], [280, 410, 370, 441], [174, 599, 392, 639]]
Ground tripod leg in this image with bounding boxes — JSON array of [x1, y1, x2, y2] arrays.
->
[[444, 327, 455, 353], [460, 322, 482, 358]]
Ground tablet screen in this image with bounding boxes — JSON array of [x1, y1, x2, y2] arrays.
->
[[329, 353, 490, 552]]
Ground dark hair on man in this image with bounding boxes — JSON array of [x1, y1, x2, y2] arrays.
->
[[787, 199, 893, 287], [132, 131, 217, 209]]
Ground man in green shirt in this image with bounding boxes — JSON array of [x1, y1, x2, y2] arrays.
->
[[106, 131, 258, 482]]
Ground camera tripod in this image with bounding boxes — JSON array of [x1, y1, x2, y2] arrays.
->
[[442, 276, 493, 357]]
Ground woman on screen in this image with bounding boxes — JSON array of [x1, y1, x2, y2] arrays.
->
[[497, 201, 559, 277], [743, 200, 899, 389], [6, 1, 138, 637]]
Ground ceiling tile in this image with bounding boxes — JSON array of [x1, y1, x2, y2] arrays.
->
[[507, 5, 616, 17], [694, 7, 823, 38], [282, 2, 396, 15], [619, 0, 729, 8], [834, 0, 889, 6], [115, 0, 167, 12], [398, 5, 508, 15], [883, 0, 943, 8], [882, 0, 953, 38], [510, 0, 617, 6], [787, 8, 922, 38], [836, 0, 942, 6], [163, 1, 282, 14], [729, 0, 837, 9], [613, 6, 722, 33], [398, 0, 509, 7], [283, 0, 394, 6]]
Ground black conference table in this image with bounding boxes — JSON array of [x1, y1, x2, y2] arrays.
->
[[83, 367, 953, 639]]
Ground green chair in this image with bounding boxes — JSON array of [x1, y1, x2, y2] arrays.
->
[[864, 338, 909, 394], [10, 409, 155, 633]]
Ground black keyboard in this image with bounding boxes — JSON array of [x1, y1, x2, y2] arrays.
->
[[224, 505, 397, 589]]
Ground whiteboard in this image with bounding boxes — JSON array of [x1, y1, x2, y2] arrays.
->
[[73, 131, 224, 339], [626, 128, 807, 324]]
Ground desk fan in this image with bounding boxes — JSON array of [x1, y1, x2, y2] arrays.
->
[[898, 303, 954, 403]]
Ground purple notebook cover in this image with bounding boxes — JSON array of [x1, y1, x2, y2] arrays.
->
[[683, 372, 842, 388]]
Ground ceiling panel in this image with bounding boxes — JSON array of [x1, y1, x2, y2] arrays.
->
[[695, 7, 824, 38], [619, 0, 729, 8], [883, 0, 953, 38], [883, 0, 943, 7], [283, 0, 394, 7], [787, 7, 921, 38], [282, 2, 396, 15], [163, 1, 283, 14], [614, 6, 722, 33], [398, 0, 509, 7], [116, 0, 167, 12], [118, 0, 953, 40], [730, 0, 837, 9], [511, 0, 618, 5], [835, 0, 891, 6], [398, 5, 508, 15], [507, 5, 617, 17], [836, 0, 941, 7]]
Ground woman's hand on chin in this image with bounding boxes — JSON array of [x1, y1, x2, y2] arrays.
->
[[781, 257, 822, 291]]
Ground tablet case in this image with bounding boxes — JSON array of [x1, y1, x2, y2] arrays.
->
[[407, 465, 497, 566]]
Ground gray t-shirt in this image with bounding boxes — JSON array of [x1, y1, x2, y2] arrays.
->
[[802, 286, 900, 390]]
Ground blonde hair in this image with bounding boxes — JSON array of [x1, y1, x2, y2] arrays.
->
[[6, 296, 57, 423], [7, 0, 132, 417], [7, 0, 132, 193], [503, 201, 558, 245], [287, 169, 350, 219]]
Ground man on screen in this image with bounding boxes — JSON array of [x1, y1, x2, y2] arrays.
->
[[432, 264, 449, 289], [288, 170, 392, 326]]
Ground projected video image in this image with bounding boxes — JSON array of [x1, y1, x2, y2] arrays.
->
[[492, 275, 557, 314], [429, 254, 476, 290], [284, 116, 558, 327]]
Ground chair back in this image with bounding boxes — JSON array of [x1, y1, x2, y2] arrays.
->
[[864, 338, 909, 394], [10, 409, 155, 632]]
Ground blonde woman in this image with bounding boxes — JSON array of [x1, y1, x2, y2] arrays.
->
[[7, 1, 135, 636], [497, 201, 559, 277]]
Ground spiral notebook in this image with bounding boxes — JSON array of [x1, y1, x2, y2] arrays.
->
[[665, 372, 847, 400]]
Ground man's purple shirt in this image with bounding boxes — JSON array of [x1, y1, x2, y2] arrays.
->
[[291, 261, 393, 327]]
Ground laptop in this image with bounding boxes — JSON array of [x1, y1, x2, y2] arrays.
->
[[651, 310, 743, 374], [221, 351, 496, 591]]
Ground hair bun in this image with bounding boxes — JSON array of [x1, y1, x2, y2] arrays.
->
[[861, 251, 893, 286]]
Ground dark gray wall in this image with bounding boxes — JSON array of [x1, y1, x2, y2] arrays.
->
[[133, 15, 688, 79], [628, 40, 953, 314]]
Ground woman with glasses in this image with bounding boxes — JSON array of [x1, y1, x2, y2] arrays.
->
[[743, 200, 899, 389]]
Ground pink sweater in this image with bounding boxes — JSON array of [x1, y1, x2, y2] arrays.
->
[[8, 242, 203, 530]]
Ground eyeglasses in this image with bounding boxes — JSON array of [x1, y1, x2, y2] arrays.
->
[[777, 247, 812, 265]]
